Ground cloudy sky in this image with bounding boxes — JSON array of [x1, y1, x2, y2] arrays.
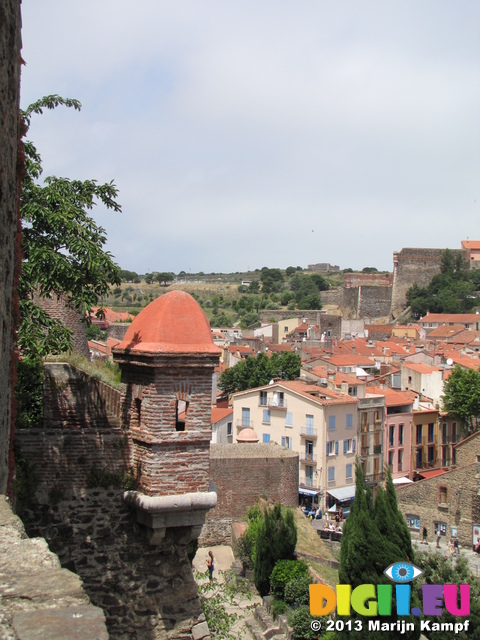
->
[[20, 1, 480, 274]]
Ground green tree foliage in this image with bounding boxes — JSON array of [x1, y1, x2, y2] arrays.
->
[[248, 279, 260, 293], [218, 351, 301, 394], [288, 606, 320, 640], [260, 267, 284, 293], [442, 365, 480, 434], [406, 249, 478, 318], [15, 357, 44, 429], [270, 559, 309, 599], [289, 274, 324, 309], [285, 266, 298, 277], [155, 272, 174, 286], [254, 504, 297, 596], [19, 95, 121, 358], [338, 461, 419, 639], [118, 269, 139, 282], [283, 574, 311, 607], [412, 551, 480, 640], [144, 273, 154, 284]]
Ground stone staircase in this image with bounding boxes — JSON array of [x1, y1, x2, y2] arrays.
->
[[245, 602, 289, 640]]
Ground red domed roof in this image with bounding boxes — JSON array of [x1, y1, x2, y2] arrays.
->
[[236, 428, 259, 443], [114, 290, 221, 355]]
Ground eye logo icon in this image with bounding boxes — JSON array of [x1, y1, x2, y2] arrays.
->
[[384, 562, 423, 583]]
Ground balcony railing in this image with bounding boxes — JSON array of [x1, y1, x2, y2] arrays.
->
[[373, 444, 382, 454], [236, 419, 253, 429], [361, 446, 369, 456], [299, 477, 320, 490], [258, 397, 287, 409], [300, 453, 317, 464], [300, 427, 318, 439], [441, 435, 461, 445], [364, 472, 384, 484]]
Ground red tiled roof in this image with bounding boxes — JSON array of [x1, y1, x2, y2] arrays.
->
[[417, 469, 448, 479], [321, 354, 377, 367], [462, 240, 480, 250], [268, 344, 295, 352], [442, 351, 480, 370], [113, 291, 222, 355], [368, 386, 417, 407], [426, 325, 465, 339], [419, 313, 480, 324], [211, 406, 233, 423], [402, 362, 441, 374]]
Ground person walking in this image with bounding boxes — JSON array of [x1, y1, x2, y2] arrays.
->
[[454, 538, 459, 556], [206, 550, 214, 583], [436, 530, 441, 548], [422, 526, 428, 544]]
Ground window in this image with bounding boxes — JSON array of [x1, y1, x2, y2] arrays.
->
[[406, 514, 420, 530], [242, 408, 250, 427], [388, 450, 394, 469], [328, 466, 335, 482], [346, 413, 353, 429], [343, 438, 355, 454], [434, 522, 447, 536], [408, 376, 412, 384], [305, 440, 314, 457], [374, 411, 380, 424], [348, 387, 357, 397], [361, 413, 368, 431], [428, 446, 434, 464], [428, 423, 434, 443], [305, 466, 314, 484], [398, 424, 404, 445], [262, 433, 270, 443], [281, 436, 292, 449], [452, 422, 457, 442], [259, 391, 267, 406], [263, 409, 271, 424], [273, 392, 284, 407], [306, 414, 314, 429], [416, 448, 423, 468], [328, 415, 336, 431], [439, 487, 447, 504], [389, 425, 394, 447], [346, 463, 353, 479], [326, 441, 335, 456], [416, 424, 422, 445], [284, 326, 289, 333], [227, 422, 232, 436], [398, 449, 403, 471], [285, 412, 293, 427]]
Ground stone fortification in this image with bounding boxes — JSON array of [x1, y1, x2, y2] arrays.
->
[[391, 247, 466, 316], [0, 495, 108, 639], [344, 273, 393, 288], [33, 292, 90, 358], [200, 443, 299, 545], [0, 0, 22, 495]]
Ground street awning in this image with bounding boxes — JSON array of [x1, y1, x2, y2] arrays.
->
[[299, 488, 321, 497], [392, 477, 414, 485], [326, 486, 356, 503]]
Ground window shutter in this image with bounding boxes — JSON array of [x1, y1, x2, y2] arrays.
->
[[353, 438, 356, 453], [343, 439, 347, 454], [335, 440, 339, 455], [282, 436, 285, 447]]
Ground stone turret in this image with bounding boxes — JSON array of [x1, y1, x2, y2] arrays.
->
[[112, 291, 221, 544]]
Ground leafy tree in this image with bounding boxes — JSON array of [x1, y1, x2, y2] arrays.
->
[[248, 280, 260, 293], [270, 559, 308, 599], [144, 273, 154, 284], [310, 273, 329, 291], [289, 274, 324, 309], [218, 351, 301, 394], [155, 272, 174, 286], [260, 268, 284, 294], [285, 266, 297, 277], [254, 505, 297, 596], [19, 95, 121, 358], [338, 461, 419, 639], [362, 267, 378, 273], [412, 551, 480, 640], [119, 269, 138, 282], [442, 365, 480, 434]]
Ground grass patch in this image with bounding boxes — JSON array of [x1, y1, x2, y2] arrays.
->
[[308, 560, 339, 589], [293, 508, 334, 561], [45, 353, 122, 390]]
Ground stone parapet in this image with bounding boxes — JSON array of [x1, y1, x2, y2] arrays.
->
[[0, 495, 108, 639]]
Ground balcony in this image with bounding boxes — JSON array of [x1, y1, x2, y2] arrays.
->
[[360, 446, 369, 456], [300, 453, 317, 464], [364, 472, 384, 485], [373, 444, 382, 454], [441, 435, 461, 445], [258, 396, 287, 410], [300, 427, 318, 439], [299, 476, 320, 490], [236, 419, 254, 429]]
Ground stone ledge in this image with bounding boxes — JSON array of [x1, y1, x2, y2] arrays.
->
[[0, 496, 109, 640], [124, 490, 217, 545]]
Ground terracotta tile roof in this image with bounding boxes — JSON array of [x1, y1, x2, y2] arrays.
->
[[320, 354, 377, 367], [462, 240, 480, 250], [341, 339, 383, 357], [267, 344, 295, 352], [442, 351, 480, 370], [91, 307, 135, 323], [88, 340, 110, 355], [419, 313, 480, 324], [228, 345, 254, 355], [368, 386, 417, 407], [446, 330, 480, 344], [417, 469, 448, 479], [280, 380, 359, 405], [211, 406, 233, 423], [426, 325, 465, 339], [402, 362, 441, 374]]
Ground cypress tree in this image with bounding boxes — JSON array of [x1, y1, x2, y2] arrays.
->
[[384, 465, 414, 560]]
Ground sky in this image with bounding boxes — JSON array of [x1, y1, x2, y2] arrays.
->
[[20, 1, 480, 275]]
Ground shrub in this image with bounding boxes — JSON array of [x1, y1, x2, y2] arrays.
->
[[270, 559, 309, 599], [289, 605, 318, 640], [271, 597, 288, 618], [284, 574, 311, 606]]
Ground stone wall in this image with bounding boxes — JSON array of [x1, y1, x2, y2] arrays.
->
[[391, 247, 466, 315], [0, 0, 22, 495], [344, 273, 393, 288], [396, 462, 480, 548], [0, 495, 108, 639], [200, 443, 299, 545], [33, 292, 90, 358], [108, 322, 130, 341]]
